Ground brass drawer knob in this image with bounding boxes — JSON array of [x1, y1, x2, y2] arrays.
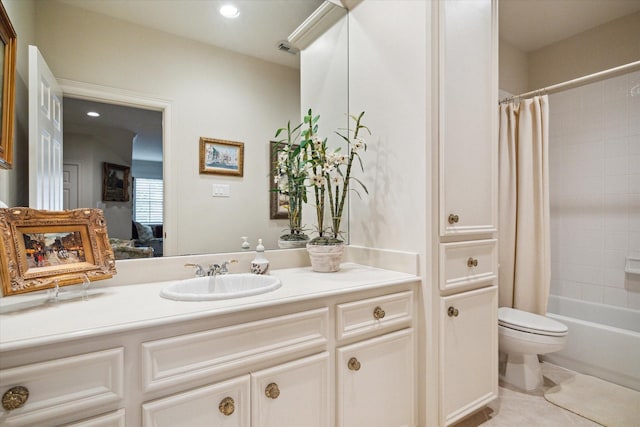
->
[[373, 306, 386, 320], [348, 357, 361, 371], [447, 306, 459, 317], [2, 386, 29, 411], [219, 396, 235, 416], [448, 214, 459, 224], [265, 382, 280, 399], [467, 257, 478, 267]]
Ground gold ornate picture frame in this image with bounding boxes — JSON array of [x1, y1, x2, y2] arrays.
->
[[0, 208, 117, 296], [199, 137, 244, 177], [0, 1, 17, 170]]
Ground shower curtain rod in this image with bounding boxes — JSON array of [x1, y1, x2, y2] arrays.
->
[[499, 59, 640, 104]]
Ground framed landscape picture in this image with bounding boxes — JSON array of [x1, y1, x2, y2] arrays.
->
[[102, 162, 130, 202], [199, 137, 244, 177]]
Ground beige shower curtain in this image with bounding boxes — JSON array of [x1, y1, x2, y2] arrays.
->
[[498, 95, 550, 315]]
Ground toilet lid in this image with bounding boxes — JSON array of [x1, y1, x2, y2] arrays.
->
[[498, 307, 568, 336]]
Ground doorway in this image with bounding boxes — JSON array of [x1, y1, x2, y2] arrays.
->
[[63, 96, 164, 254]]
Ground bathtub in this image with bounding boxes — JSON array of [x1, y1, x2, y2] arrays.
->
[[542, 295, 640, 391]]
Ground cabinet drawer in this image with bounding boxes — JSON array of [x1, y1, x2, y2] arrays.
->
[[0, 348, 124, 427], [142, 308, 329, 393], [142, 376, 250, 427], [439, 239, 497, 292], [336, 291, 413, 341], [62, 409, 126, 427]]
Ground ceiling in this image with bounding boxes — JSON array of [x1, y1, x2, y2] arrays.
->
[[57, 0, 324, 69], [59, 0, 640, 163], [500, 0, 640, 52], [64, 98, 163, 162]]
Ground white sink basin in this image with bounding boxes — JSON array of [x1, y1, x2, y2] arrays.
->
[[160, 274, 281, 301]]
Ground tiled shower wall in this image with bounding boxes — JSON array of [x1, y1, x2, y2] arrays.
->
[[549, 69, 640, 310]]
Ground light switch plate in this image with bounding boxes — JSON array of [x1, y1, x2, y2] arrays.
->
[[212, 184, 230, 197]]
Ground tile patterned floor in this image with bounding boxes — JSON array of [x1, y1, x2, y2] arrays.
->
[[453, 363, 603, 426]]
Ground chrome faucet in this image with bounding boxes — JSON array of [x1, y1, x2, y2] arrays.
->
[[184, 263, 206, 277], [208, 259, 238, 276], [208, 263, 222, 276]]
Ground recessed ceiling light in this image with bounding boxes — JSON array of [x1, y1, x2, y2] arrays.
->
[[220, 4, 239, 18], [87, 111, 100, 117]]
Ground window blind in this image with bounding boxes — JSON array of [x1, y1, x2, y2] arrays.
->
[[134, 178, 163, 224]]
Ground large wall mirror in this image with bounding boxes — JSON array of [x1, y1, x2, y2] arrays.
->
[[30, 0, 348, 258], [0, 0, 16, 170]]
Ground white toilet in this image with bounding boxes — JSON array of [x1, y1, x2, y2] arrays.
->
[[498, 307, 568, 391]]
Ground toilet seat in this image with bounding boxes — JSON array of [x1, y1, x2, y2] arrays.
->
[[498, 307, 568, 337]]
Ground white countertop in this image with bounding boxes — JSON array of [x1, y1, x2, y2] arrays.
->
[[0, 263, 419, 352]]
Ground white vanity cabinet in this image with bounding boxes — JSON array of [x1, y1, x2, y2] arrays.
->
[[437, 0, 498, 238], [142, 376, 251, 427], [440, 286, 497, 426], [336, 329, 415, 427], [61, 409, 126, 427], [435, 0, 499, 425], [250, 352, 330, 427], [142, 352, 330, 427], [335, 291, 416, 427], [0, 266, 418, 427], [0, 348, 125, 427]]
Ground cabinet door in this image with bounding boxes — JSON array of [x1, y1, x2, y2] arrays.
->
[[438, 0, 498, 236], [440, 286, 498, 426], [61, 409, 125, 427], [251, 352, 330, 427], [336, 329, 415, 427], [142, 375, 250, 427]]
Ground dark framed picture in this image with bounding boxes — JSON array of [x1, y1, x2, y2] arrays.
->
[[270, 140, 289, 219], [199, 137, 244, 177], [0, 208, 116, 296], [102, 162, 130, 202]]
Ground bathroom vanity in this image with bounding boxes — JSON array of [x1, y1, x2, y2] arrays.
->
[[0, 263, 419, 427]]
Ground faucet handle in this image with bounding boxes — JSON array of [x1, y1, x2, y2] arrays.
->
[[220, 259, 238, 273], [184, 263, 205, 277]]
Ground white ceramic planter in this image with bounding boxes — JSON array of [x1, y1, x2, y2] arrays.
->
[[306, 242, 345, 272], [278, 237, 309, 249]]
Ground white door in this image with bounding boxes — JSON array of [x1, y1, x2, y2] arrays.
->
[[29, 45, 63, 210], [63, 163, 79, 210]]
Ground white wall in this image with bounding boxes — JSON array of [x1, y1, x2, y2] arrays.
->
[[132, 160, 162, 180], [31, 0, 300, 254], [65, 130, 135, 239], [498, 38, 528, 96], [347, 1, 432, 425], [348, 1, 429, 254], [529, 11, 640, 90], [549, 69, 640, 310]]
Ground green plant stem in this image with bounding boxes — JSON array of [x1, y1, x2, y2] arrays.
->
[[333, 114, 363, 239]]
